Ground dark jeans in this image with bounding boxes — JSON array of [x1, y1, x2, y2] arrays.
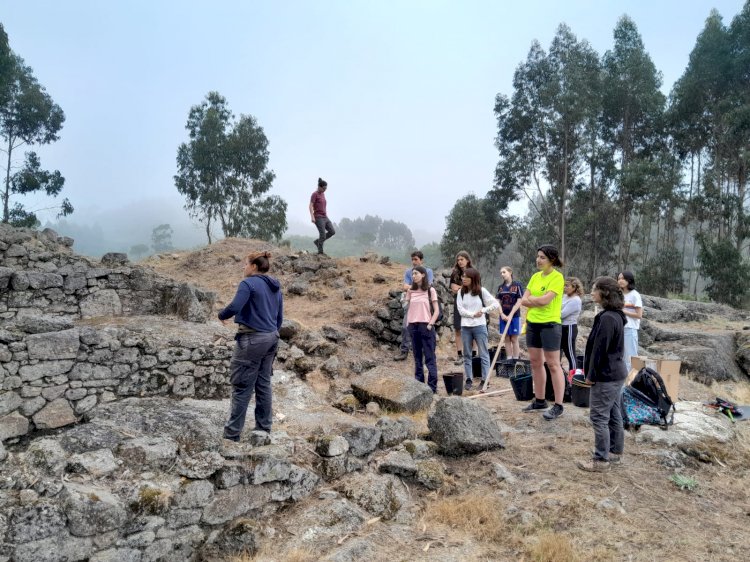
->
[[223, 331, 279, 440], [589, 379, 625, 461], [315, 216, 335, 251], [400, 303, 412, 353], [408, 323, 437, 392], [561, 324, 578, 371]]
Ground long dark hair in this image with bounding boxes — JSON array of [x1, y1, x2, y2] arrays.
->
[[619, 270, 635, 291], [593, 276, 624, 311], [410, 266, 430, 291], [537, 245, 563, 268], [460, 267, 482, 297], [452, 250, 473, 273]]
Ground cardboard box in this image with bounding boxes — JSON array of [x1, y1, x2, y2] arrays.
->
[[628, 356, 681, 401]]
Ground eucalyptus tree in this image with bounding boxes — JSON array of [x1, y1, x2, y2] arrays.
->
[[601, 16, 666, 270], [493, 24, 602, 265], [175, 92, 287, 244], [0, 24, 71, 227], [440, 194, 514, 277]]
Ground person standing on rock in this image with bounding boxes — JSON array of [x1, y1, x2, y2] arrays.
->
[[561, 277, 584, 373], [405, 265, 440, 393], [457, 267, 499, 390], [394, 250, 434, 361], [577, 276, 628, 472], [219, 251, 283, 441], [310, 177, 335, 256], [449, 251, 473, 366], [617, 271, 642, 371], [520, 245, 566, 420]]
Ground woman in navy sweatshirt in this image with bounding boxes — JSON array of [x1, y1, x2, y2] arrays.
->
[[577, 276, 627, 473], [218, 251, 283, 441]]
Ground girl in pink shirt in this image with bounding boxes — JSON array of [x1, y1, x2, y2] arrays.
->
[[405, 266, 440, 393]]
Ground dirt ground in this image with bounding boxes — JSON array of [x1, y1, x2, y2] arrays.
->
[[143, 239, 750, 562]]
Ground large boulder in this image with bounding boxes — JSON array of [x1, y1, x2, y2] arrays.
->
[[61, 482, 129, 536], [427, 397, 505, 456], [638, 401, 735, 449], [351, 366, 433, 413]]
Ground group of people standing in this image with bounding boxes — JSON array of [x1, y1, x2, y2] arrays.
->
[[216, 178, 644, 473], [400, 244, 643, 472]]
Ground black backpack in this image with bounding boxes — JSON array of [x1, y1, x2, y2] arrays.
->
[[629, 367, 676, 427], [427, 287, 444, 324]]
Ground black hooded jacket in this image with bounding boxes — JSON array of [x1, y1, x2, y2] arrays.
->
[[583, 309, 628, 383]]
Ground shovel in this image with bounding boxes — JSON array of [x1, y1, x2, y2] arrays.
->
[[479, 302, 521, 394]]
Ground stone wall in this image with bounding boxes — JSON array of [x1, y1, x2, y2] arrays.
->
[[0, 317, 234, 443], [0, 224, 215, 323]]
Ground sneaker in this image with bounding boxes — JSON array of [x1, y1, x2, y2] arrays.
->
[[609, 453, 622, 464], [543, 403, 564, 420], [465, 379, 473, 390], [522, 400, 548, 412], [393, 350, 409, 361], [576, 459, 611, 473], [453, 354, 464, 366], [314, 239, 321, 252]]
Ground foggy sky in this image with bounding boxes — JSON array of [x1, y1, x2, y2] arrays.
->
[[3, 0, 745, 247]]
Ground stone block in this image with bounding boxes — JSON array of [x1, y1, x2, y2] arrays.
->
[[33, 398, 77, 429], [26, 328, 80, 360]]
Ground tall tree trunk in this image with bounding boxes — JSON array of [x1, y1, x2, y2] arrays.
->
[[3, 137, 12, 223], [560, 133, 569, 267]]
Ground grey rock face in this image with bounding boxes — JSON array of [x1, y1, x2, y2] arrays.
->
[[415, 459, 445, 490], [79, 289, 123, 318], [200, 518, 260, 559], [12, 533, 94, 562], [176, 480, 214, 509], [339, 423, 382, 457], [26, 328, 80, 360], [338, 472, 408, 520], [316, 435, 350, 457], [403, 439, 438, 459], [101, 252, 129, 266], [378, 450, 417, 477], [201, 484, 272, 525], [0, 390, 22, 416], [19, 360, 75, 382], [0, 411, 30, 440], [427, 396, 505, 456], [376, 416, 417, 447], [32, 398, 77, 429], [351, 366, 433, 413], [90, 548, 143, 562], [8, 502, 67, 543], [118, 437, 179, 467], [283, 498, 368, 543], [12, 314, 74, 334], [61, 482, 129, 536], [66, 449, 119, 477], [176, 451, 224, 479]]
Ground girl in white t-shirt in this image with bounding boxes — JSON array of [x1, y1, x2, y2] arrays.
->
[[405, 266, 440, 393], [457, 268, 499, 390], [617, 271, 642, 370]]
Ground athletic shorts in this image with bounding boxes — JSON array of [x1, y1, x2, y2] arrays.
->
[[453, 299, 462, 330], [499, 316, 521, 336], [525, 321, 562, 351]]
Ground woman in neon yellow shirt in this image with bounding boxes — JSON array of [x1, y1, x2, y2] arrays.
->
[[519, 245, 566, 420]]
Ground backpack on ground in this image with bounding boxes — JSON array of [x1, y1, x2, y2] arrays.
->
[[621, 386, 663, 428], [624, 367, 676, 428], [427, 287, 443, 324]]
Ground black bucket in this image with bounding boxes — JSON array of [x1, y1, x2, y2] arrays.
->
[[442, 372, 464, 396], [542, 363, 571, 403], [510, 363, 534, 401], [571, 380, 591, 407]]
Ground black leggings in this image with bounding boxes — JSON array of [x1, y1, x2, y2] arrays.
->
[[560, 324, 578, 371]]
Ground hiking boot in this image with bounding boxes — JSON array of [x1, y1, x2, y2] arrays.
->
[[453, 354, 463, 366], [465, 379, 473, 390], [543, 403, 564, 420], [393, 350, 408, 361], [576, 459, 611, 473], [608, 453, 622, 464], [522, 400, 548, 412]]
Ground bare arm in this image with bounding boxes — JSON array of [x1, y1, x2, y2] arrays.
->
[[309, 201, 315, 223], [522, 290, 556, 308]]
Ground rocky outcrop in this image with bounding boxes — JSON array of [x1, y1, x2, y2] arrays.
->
[[427, 397, 505, 456], [350, 366, 433, 413]]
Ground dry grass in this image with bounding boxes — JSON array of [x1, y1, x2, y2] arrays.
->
[[231, 547, 316, 562], [526, 531, 577, 562], [421, 493, 508, 543]]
